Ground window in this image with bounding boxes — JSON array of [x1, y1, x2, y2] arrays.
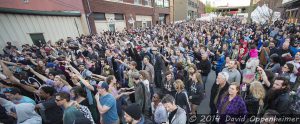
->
[[114, 13, 124, 20], [30, 33, 45, 47], [163, 0, 169, 7], [94, 13, 106, 20], [134, 0, 141, 4], [155, 0, 163, 7], [156, 0, 169, 7], [144, 0, 151, 6]]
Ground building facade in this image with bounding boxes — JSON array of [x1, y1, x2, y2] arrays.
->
[[281, 0, 299, 23], [83, 0, 171, 33], [172, 0, 200, 21], [0, 0, 88, 50]]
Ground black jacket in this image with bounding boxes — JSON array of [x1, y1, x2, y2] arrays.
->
[[209, 82, 230, 114], [197, 59, 211, 76], [266, 91, 290, 114], [244, 94, 260, 115], [175, 91, 191, 113]]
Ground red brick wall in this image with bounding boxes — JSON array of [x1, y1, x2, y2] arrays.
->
[[0, 0, 84, 12], [84, 0, 155, 33]]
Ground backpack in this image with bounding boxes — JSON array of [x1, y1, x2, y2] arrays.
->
[[73, 104, 95, 124]]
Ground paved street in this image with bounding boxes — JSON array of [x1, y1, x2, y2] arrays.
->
[[198, 70, 216, 114]]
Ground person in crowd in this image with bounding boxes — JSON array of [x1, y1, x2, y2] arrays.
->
[[197, 53, 211, 86], [124, 103, 152, 124], [186, 64, 197, 92], [9, 103, 42, 124], [163, 71, 176, 97], [55, 92, 91, 124], [210, 72, 230, 114], [244, 81, 266, 115], [151, 92, 168, 124], [4, 87, 36, 105], [265, 53, 281, 73], [143, 56, 154, 85], [35, 86, 63, 124], [152, 47, 165, 89], [188, 72, 205, 114], [259, 42, 270, 68], [139, 70, 150, 93], [106, 75, 134, 123], [222, 60, 241, 84], [217, 83, 248, 123], [161, 94, 187, 124], [264, 77, 291, 114], [129, 73, 148, 114], [28, 66, 71, 93], [280, 63, 298, 85], [95, 82, 119, 124], [242, 44, 260, 84], [238, 41, 249, 70], [213, 49, 225, 75], [174, 79, 190, 113], [70, 86, 99, 123]]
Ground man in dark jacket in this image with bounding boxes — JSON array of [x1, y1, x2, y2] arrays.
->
[[124, 103, 152, 124], [35, 86, 63, 124], [264, 76, 291, 114], [152, 47, 165, 88], [197, 53, 211, 86], [210, 72, 230, 114]]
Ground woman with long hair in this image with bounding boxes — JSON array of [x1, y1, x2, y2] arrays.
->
[[189, 72, 205, 114], [174, 79, 191, 113], [244, 81, 266, 115], [217, 83, 248, 123], [186, 64, 197, 92]]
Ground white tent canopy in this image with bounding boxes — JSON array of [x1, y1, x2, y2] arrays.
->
[[251, 4, 281, 24]]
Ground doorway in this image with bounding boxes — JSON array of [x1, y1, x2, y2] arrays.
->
[[29, 33, 46, 47]]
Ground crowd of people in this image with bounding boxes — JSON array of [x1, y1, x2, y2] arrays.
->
[[0, 17, 300, 124]]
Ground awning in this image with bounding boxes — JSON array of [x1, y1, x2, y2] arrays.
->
[[0, 7, 81, 17], [229, 11, 238, 14]]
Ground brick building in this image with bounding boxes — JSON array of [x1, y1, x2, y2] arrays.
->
[[83, 0, 170, 33], [0, 0, 88, 50]]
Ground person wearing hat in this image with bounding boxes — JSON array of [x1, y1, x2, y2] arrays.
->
[[209, 72, 230, 115], [95, 82, 119, 124], [124, 103, 152, 124]]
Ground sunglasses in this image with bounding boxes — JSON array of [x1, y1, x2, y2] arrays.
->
[[55, 99, 63, 102]]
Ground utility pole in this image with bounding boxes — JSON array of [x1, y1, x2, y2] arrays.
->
[[247, 0, 254, 23]]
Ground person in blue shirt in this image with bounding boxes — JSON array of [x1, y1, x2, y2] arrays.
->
[[3, 87, 36, 105], [95, 82, 119, 124], [213, 49, 225, 75]]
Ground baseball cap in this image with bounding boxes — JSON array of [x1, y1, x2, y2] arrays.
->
[[97, 82, 109, 91]]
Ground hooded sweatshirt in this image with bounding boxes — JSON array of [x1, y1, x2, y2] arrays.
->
[[15, 103, 42, 124]]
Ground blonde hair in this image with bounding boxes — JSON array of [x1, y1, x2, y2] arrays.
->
[[195, 72, 203, 84], [250, 81, 266, 106], [139, 70, 149, 81], [174, 79, 185, 92]]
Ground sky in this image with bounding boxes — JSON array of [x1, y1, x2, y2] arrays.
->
[[200, 0, 251, 7]]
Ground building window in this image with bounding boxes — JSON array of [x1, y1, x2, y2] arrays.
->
[[134, 0, 141, 4], [94, 13, 106, 20], [155, 0, 169, 7], [163, 0, 169, 7], [144, 0, 151, 6], [115, 13, 124, 20]]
